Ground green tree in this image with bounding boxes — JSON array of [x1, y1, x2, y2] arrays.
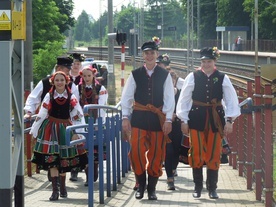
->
[[244, 0, 276, 39], [32, 0, 70, 83], [217, 0, 251, 27], [32, 0, 66, 50], [74, 11, 93, 41], [53, 0, 75, 33], [144, 0, 186, 41], [33, 41, 64, 84]]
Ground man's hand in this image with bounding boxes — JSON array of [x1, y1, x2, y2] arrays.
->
[[224, 122, 233, 136], [181, 123, 189, 136], [122, 119, 131, 142], [163, 122, 172, 135], [24, 113, 32, 120], [72, 134, 79, 140]]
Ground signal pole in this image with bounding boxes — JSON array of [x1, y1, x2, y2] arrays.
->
[[107, 0, 116, 105]]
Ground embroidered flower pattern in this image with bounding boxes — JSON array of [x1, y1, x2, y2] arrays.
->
[[45, 155, 56, 163], [213, 77, 219, 84], [212, 47, 220, 59], [70, 98, 78, 107]]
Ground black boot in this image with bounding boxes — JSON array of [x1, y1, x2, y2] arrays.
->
[[47, 170, 52, 182], [192, 167, 203, 198], [135, 172, 146, 199], [147, 175, 158, 200], [49, 177, 59, 201], [94, 162, 99, 182], [84, 167, 89, 186], [60, 175, 68, 198], [220, 154, 229, 164], [69, 168, 78, 181], [207, 169, 219, 199]]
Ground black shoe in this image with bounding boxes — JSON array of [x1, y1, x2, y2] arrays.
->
[[135, 186, 145, 199], [192, 188, 202, 198], [209, 190, 219, 199], [69, 169, 78, 181], [133, 182, 139, 190], [148, 191, 157, 200], [167, 180, 175, 190]]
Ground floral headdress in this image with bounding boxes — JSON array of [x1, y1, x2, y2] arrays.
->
[[212, 47, 220, 59], [152, 36, 161, 48]]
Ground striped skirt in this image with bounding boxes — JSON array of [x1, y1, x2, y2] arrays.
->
[[31, 116, 88, 173]]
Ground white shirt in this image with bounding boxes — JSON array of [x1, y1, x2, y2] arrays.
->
[[121, 69, 175, 120], [176, 77, 185, 90], [176, 72, 241, 123], [29, 92, 84, 138]]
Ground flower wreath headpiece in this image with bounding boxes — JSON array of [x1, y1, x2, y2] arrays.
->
[[152, 36, 161, 48], [212, 47, 220, 59]]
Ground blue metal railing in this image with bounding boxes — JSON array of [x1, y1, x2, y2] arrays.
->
[[65, 103, 130, 206]]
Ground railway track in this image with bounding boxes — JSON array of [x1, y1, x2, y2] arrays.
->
[[70, 48, 274, 90]]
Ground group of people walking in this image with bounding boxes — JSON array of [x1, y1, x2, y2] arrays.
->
[[121, 40, 240, 201], [24, 53, 108, 200], [25, 38, 240, 202]]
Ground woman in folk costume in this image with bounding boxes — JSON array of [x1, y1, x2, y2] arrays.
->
[[30, 71, 88, 201], [78, 66, 108, 186]]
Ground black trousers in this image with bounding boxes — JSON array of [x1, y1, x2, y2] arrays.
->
[[165, 120, 182, 178]]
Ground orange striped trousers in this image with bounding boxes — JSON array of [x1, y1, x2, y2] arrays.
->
[[188, 120, 222, 170], [129, 127, 166, 177]]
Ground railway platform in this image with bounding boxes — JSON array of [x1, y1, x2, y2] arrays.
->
[[21, 163, 265, 207]]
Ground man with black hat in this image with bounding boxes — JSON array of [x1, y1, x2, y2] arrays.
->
[[156, 53, 184, 90], [121, 41, 175, 200], [70, 53, 85, 85], [176, 47, 240, 199], [24, 56, 81, 182]]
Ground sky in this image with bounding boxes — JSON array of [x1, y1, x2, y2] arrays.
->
[[73, 0, 141, 20]]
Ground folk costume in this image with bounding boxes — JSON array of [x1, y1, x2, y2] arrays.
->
[[176, 47, 240, 199], [121, 41, 175, 201], [24, 56, 79, 115], [78, 70, 108, 185], [30, 89, 87, 172], [164, 72, 187, 190], [70, 53, 85, 85]]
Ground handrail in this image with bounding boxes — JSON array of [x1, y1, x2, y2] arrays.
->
[[65, 103, 127, 207]]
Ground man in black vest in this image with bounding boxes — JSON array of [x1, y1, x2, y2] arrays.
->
[[121, 41, 175, 200], [176, 47, 240, 199]]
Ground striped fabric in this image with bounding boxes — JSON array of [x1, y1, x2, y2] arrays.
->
[[31, 116, 87, 173], [128, 127, 166, 177]]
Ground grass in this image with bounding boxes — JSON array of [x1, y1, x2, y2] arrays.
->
[[113, 63, 133, 103]]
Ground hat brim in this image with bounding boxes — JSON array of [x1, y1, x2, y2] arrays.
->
[[143, 47, 155, 51], [62, 65, 72, 69], [200, 56, 215, 60]]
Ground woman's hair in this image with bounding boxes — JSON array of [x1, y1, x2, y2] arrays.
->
[[49, 71, 71, 85], [48, 71, 71, 96], [79, 66, 99, 85]]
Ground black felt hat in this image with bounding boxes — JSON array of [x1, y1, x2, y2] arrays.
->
[[56, 56, 73, 69], [141, 41, 158, 51], [200, 47, 217, 60], [156, 54, 171, 65], [70, 53, 85, 62]]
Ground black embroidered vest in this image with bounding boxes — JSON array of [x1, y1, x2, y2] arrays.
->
[[188, 70, 226, 132], [131, 65, 168, 131]]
